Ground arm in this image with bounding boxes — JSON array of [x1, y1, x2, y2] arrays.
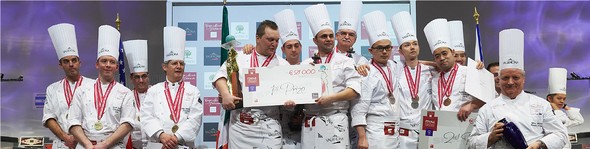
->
[[458, 98, 485, 121], [564, 107, 584, 127], [537, 102, 568, 149], [315, 88, 359, 105], [468, 106, 495, 148], [68, 89, 92, 148], [355, 125, 369, 149], [70, 126, 93, 148], [140, 88, 164, 141], [214, 78, 242, 110], [96, 123, 132, 148], [350, 77, 373, 129], [43, 87, 76, 147], [175, 89, 204, 145], [99, 90, 135, 147]]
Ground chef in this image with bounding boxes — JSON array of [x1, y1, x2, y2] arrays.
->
[[68, 25, 135, 149], [140, 26, 203, 149], [43, 23, 96, 149], [547, 67, 584, 149], [123, 39, 150, 149], [448, 20, 467, 66], [468, 29, 568, 149]]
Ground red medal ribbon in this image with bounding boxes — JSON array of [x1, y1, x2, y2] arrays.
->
[[94, 78, 115, 120], [404, 64, 421, 100], [63, 76, 83, 108], [317, 50, 334, 64], [133, 90, 141, 110], [371, 59, 394, 94], [438, 64, 458, 107], [250, 50, 275, 67], [164, 81, 185, 124]]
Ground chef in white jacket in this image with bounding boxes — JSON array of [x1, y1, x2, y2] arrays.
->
[[547, 67, 584, 148], [468, 29, 568, 149], [390, 11, 438, 149], [140, 27, 203, 149], [44, 23, 96, 149], [334, 0, 368, 66], [123, 39, 150, 149], [68, 25, 135, 149], [300, 4, 362, 149], [214, 20, 289, 149], [351, 11, 402, 149], [423, 18, 485, 121]]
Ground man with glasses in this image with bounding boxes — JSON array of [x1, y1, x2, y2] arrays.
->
[[123, 39, 150, 149], [335, 0, 368, 67], [351, 11, 403, 149]]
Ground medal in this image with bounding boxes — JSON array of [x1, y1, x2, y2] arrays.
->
[[172, 124, 179, 133], [137, 116, 140, 121], [372, 60, 395, 105], [388, 93, 395, 104], [63, 77, 83, 108], [170, 114, 173, 120], [404, 64, 421, 109], [94, 121, 103, 130], [66, 114, 68, 119], [444, 98, 452, 106]]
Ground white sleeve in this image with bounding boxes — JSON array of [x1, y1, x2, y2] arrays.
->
[[350, 76, 374, 127], [42, 85, 57, 125], [119, 90, 136, 128], [67, 88, 85, 132], [538, 102, 568, 149], [175, 88, 204, 144], [212, 61, 230, 89], [564, 108, 584, 127], [468, 105, 492, 149], [140, 87, 164, 140], [343, 61, 362, 94]]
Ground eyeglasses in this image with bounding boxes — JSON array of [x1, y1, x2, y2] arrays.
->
[[371, 45, 393, 52], [338, 31, 356, 38], [132, 74, 149, 80]]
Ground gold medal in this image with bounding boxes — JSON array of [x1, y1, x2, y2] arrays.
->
[[94, 121, 103, 130], [411, 101, 419, 109], [444, 97, 451, 106], [171, 124, 179, 133]]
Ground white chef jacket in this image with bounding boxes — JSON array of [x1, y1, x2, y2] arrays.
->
[[431, 64, 479, 111], [395, 63, 437, 129], [351, 60, 402, 149], [130, 90, 148, 149], [67, 80, 136, 143], [468, 91, 568, 149], [140, 79, 203, 148], [213, 52, 289, 149], [554, 107, 584, 128], [334, 50, 369, 66], [43, 76, 95, 149]]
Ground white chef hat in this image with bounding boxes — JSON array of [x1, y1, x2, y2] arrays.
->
[[123, 40, 148, 73], [274, 9, 299, 45], [363, 11, 390, 46], [48, 23, 79, 60], [305, 4, 333, 37], [499, 29, 524, 71], [391, 11, 417, 45], [338, 0, 362, 32], [423, 18, 451, 54], [448, 20, 465, 52], [163, 26, 186, 62], [96, 25, 120, 60], [548, 68, 567, 94]]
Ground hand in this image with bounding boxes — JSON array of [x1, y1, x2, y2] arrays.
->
[[458, 103, 474, 121], [550, 103, 560, 110], [355, 65, 370, 77], [243, 44, 254, 54], [315, 95, 334, 106], [284, 100, 296, 109], [487, 122, 504, 147], [526, 141, 544, 149], [94, 142, 108, 149], [63, 134, 77, 149], [84, 144, 95, 149], [159, 133, 178, 149], [357, 136, 369, 149], [564, 104, 570, 110], [476, 60, 485, 70], [221, 93, 242, 110]]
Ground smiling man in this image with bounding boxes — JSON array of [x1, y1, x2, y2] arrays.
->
[[68, 25, 135, 149], [469, 29, 568, 149]]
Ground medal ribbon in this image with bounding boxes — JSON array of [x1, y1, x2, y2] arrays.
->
[[404, 64, 421, 100], [438, 64, 458, 107], [250, 50, 275, 67], [334, 47, 351, 57], [165, 81, 185, 124], [317, 50, 334, 64], [94, 78, 115, 120], [371, 60, 394, 94], [63, 76, 83, 108], [133, 90, 141, 110]]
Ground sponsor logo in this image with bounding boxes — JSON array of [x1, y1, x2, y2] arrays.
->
[[502, 58, 519, 65], [325, 135, 344, 144], [320, 22, 330, 27], [205, 52, 220, 60], [377, 32, 388, 37], [454, 43, 465, 48], [133, 63, 146, 69], [63, 47, 76, 53], [98, 48, 109, 54], [166, 51, 179, 57], [286, 31, 298, 37], [433, 40, 446, 47], [402, 33, 415, 39], [339, 21, 351, 27]]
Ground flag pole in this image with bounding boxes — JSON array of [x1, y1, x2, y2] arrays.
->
[[473, 7, 484, 62], [116, 13, 126, 85]]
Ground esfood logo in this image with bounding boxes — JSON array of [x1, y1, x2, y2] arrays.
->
[[206, 52, 220, 61]]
